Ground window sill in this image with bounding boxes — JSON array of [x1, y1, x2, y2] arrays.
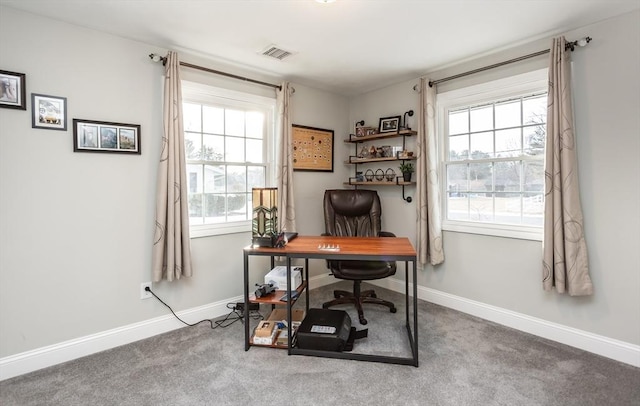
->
[[443, 221, 542, 241], [189, 221, 251, 238]]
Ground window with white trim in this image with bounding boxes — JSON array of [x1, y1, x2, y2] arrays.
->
[[437, 69, 547, 240], [181, 82, 276, 237]]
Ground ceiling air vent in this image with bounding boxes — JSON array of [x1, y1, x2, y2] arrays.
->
[[261, 45, 294, 61]]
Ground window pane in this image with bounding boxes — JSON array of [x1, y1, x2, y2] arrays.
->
[[248, 166, 265, 190], [523, 94, 547, 125], [496, 192, 522, 224], [469, 194, 493, 222], [495, 99, 521, 129], [448, 194, 469, 220], [227, 194, 247, 221], [203, 105, 224, 134], [494, 161, 521, 192], [225, 109, 244, 136], [246, 138, 263, 163], [449, 109, 468, 135], [524, 125, 546, 156], [204, 165, 225, 193], [185, 132, 202, 160], [226, 136, 244, 162], [227, 165, 246, 193], [523, 192, 544, 226], [495, 128, 521, 157], [449, 134, 469, 160], [470, 131, 493, 158], [183, 103, 201, 132], [469, 162, 492, 191], [203, 134, 224, 161], [246, 111, 264, 139], [186, 164, 203, 193], [204, 194, 225, 223], [470, 104, 493, 132], [447, 163, 468, 191], [523, 161, 544, 192]]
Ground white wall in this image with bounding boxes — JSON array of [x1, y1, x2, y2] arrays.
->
[[0, 6, 349, 361], [351, 10, 640, 346]]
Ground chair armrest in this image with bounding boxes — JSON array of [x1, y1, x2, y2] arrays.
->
[[379, 231, 396, 238]]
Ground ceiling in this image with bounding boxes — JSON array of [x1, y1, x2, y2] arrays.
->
[[2, 0, 639, 96]]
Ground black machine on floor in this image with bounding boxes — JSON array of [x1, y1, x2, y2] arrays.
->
[[296, 308, 367, 352]]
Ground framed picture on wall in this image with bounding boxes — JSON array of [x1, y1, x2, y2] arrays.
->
[[73, 119, 141, 154], [31, 93, 67, 130], [378, 115, 401, 133], [0, 70, 26, 110], [292, 124, 334, 172]]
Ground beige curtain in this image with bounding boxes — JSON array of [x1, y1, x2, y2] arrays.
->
[[542, 37, 592, 296], [416, 77, 444, 266], [276, 82, 296, 232], [151, 51, 193, 282]]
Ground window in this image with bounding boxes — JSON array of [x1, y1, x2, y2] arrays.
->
[[181, 82, 276, 237], [437, 69, 547, 240]]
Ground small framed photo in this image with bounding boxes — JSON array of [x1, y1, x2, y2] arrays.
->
[[32, 93, 67, 131], [378, 115, 401, 133], [0, 70, 26, 110], [73, 119, 141, 154]]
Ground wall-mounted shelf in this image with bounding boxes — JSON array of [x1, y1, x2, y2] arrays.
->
[[344, 129, 416, 202]]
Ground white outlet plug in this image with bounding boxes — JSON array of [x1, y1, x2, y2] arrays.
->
[[140, 282, 152, 299]]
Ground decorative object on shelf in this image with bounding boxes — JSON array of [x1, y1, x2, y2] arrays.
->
[[356, 126, 377, 137], [32, 93, 67, 131], [399, 162, 414, 182], [252, 187, 278, 247], [397, 150, 415, 159], [364, 169, 374, 182], [369, 145, 377, 157], [402, 110, 414, 130], [381, 145, 392, 157], [356, 171, 364, 182], [375, 168, 384, 181], [378, 115, 401, 133], [292, 124, 334, 172], [358, 145, 369, 158], [0, 69, 26, 110], [354, 120, 365, 135], [385, 168, 396, 182], [72, 119, 141, 154]]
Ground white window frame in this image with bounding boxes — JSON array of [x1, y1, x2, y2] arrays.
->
[[181, 81, 276, 238], [437, 69, 548, 241]]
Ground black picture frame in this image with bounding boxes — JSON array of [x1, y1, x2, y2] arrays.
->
[[0, 70, 26, 110], [73, 119, 141, 154], [291, 124, 334, 172], [378, 115, 401, 133], [32, 93, 67, 131]]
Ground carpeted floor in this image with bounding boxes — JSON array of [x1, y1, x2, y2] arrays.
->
[[1, 282, 639, 406]]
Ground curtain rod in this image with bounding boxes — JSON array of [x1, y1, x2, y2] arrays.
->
[[149, 54, 282, 91], [424, 37, 592, 88]]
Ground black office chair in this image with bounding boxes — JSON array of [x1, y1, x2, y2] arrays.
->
[[322, 189, 397, 325]]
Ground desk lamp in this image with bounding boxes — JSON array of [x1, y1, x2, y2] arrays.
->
[[252, 187, 278, 247]]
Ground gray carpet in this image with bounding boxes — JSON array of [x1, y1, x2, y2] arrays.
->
[[1, 282, 639, 406]]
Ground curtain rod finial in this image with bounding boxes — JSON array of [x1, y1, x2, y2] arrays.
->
[[149, 53, 166, 64]]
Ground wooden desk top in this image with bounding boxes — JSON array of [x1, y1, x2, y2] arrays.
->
[[244, 235, 416, 261]]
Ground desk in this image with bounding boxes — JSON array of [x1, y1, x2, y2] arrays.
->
[[243, 235, 418, 367]]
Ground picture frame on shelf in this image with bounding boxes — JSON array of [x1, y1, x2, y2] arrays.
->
[[73, 119, 141, 154], [292, 124, 334, 172], [31, 93, 67, 131], [378, 115, 401, 133], [0, 70, 26, 110]]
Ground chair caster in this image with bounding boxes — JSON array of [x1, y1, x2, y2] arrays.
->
[[390, 307, 397, 313], [359, 317, 368, 325]]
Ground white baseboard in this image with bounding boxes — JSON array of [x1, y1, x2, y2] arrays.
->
[[0, 297, 241, 381], [368, 276, 640, 368], [2, 275, 638, 381]]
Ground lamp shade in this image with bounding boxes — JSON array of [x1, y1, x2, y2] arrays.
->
[[252, 187, 278, 247]]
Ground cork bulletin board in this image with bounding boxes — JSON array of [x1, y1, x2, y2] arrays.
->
[[292, 124, 334, 172]]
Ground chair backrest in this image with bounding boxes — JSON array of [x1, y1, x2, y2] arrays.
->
[[323, 189, 381, 237]]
